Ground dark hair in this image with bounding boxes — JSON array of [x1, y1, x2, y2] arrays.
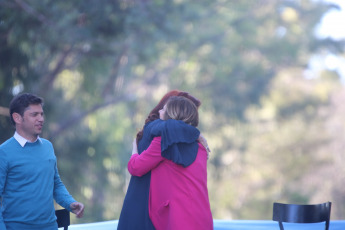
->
[[9, 93, 44, 126], [136, 90, 201, 142], [164, 96, 199, 127]]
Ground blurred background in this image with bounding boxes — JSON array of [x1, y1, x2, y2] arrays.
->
[[1, 0, 345, 224]]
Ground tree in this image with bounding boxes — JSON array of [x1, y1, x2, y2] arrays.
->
[[1, 0, 344, 222]]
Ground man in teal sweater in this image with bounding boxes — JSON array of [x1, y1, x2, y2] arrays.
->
[[0, 93, 84, 230]]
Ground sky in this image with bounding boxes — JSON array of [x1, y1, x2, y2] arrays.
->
[[311, 0, 345, 81], [317, 0, 345, 39]]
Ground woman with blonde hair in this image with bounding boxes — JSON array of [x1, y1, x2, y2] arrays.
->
[[128, 96, 213, 230], [117, 90, 208, 230]]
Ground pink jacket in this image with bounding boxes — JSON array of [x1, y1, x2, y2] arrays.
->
[[128, 137, 213, 230]]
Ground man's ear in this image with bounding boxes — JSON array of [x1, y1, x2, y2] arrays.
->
[[12, 113, 22, 124]]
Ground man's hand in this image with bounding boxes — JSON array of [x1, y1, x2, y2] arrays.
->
[[70, 202, 84, 218]]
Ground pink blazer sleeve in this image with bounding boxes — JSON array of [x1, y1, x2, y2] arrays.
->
[[128, 136, 164, 177]]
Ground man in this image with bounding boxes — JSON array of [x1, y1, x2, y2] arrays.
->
[[0, 93, 84, 230]]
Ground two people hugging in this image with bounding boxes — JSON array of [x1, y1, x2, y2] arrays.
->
[[118, 92, 213, 230]]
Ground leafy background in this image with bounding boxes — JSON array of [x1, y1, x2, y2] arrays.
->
[[1, 0, 345, 223]]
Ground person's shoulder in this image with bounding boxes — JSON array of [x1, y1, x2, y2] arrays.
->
[[152, 119, 198, 132], [39, 138, 54, 147], [0, 137, 16, 157], [149, 119, 167, 135], [165, 119, 185, 126], [0, 137, 16, 149], [144, 119, 165, 134], [165, 119, 198, 132], [144, 119, 163, 129]]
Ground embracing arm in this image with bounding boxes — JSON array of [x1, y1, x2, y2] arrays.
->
[[128, 137, 164, 177]]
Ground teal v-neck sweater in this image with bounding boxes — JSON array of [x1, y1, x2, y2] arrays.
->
[[0, 137, 76, 230]]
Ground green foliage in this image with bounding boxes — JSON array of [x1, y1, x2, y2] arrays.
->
[[1, 0, 345, 223]]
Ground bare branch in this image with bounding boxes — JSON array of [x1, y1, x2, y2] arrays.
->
[[101, 45, 129, 98], [38, 46, 74, 97], [0, 106, 9, 117], [49, 94, 135, 139], [13, 0, 48, 24]]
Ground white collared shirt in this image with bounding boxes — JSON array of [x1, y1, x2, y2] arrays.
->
[[14, 131, 42, 147]]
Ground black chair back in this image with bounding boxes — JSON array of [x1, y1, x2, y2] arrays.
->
[[56, 209, 70, 230], [272, 201, 331, 230]]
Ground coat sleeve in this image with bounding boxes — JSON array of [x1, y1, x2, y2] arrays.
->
[[128, 137, 164, 177]]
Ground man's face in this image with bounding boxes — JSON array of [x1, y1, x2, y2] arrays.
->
[[15, 104, 44, 140]]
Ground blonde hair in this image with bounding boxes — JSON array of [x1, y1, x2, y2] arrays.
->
[[164, 96, 199, 127]]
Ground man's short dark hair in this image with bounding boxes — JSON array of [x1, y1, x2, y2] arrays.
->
[[9, 93, 44, 126]]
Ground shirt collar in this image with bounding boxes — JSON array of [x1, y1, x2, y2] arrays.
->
[[14, 132, 42, 147]]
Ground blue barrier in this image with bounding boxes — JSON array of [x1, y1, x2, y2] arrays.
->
[[68, 219, 345, 230]]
